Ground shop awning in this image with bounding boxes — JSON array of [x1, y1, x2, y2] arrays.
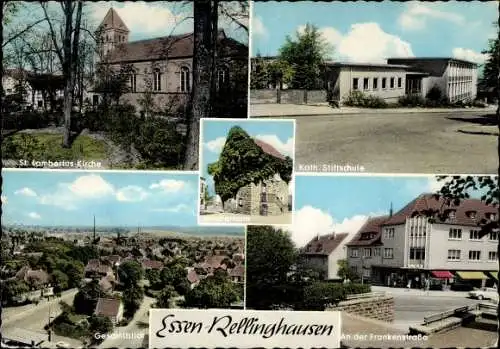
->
[[456, 271, 488, 280], [489, 271, 498, 280], [431, 270, 454, 279]]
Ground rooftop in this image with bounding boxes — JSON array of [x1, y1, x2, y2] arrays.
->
[[254, 139, 286, 160], [302, 232, 349, 255], [325, 61, 410, 69]]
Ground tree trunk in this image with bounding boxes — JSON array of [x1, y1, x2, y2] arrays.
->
[[61, 0, 74, 148], [0, 3, 4, 114], [183, 0, 215, 170], [209, 1, 219, 117], [497, 2, 500, 346]]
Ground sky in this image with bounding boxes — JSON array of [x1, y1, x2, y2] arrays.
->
[[2, 170, 201, 227], [251, 1, 497, 65], [201, 119, 295, 197], [6, 1, 248, 45], [286, 175, 487, 248]]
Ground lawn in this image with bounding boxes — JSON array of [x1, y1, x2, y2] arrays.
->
[[2, 132, 109, 162]]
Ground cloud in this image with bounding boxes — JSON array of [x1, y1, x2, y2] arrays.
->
[[1, 195, 8, 205], [150, 179, 188, 193], [307, 23, 414, 63], [28, 212, 41, 220], [15, 187, 37, 197], [452, 48, 489, 65], [255, 135, 294, 157], [398, 2, 465, 31], [116, 186, 149, 202], [67, 175, 115, 198], [252, 16, 267, 38], [205, 137, 226, 153], [151, 204, 190, 213]]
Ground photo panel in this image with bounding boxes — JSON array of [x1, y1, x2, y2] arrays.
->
[[198, 117, 296, 226], [249, 1, 498, 174], [1, 169, 245, 348], [2, 1, 249, 171], [245, 173, 498, 348]]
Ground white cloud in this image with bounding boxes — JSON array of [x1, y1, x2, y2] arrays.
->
[[67, 175, 115, 198], [151, 204, 190, 213], [398, 2, 465, 31], [116, 186, 149, 202], [15, 187, 37, 197], [205, 137, 226, 153], [252, 16, 267, 38], [452, 48, 489, 65], [1, 195, 8, 205], [28, 212, 41, 220], [255, 134, 294, 157], [306, 23, 414, 63], [150, 179, 188, 193]]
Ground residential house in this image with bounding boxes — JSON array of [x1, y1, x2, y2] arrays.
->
[[228, 264, 245, 284], [346, 194, 498, 288], [103, 255, 121, 267], [94, 298, 124, 325], [141, 259, 164, 270], [186, 268, 200, 289], [84, 260, 115, 280], [15, 266, 50, 290], [92, 8, 248, 113], [99, 277, 114, 294], [232, 139, 290, 216], [301, 233, 350, 280]]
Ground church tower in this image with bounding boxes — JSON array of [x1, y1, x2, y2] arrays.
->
[[96, 8, 130, 58]]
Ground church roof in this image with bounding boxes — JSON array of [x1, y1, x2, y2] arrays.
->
[[99, 8, 129, 32]]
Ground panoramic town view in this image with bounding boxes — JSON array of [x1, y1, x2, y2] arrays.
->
[[2, 1, 248, 170], [1, 170, 245, 348], [250, 1, 498, 173], [246, 175, 499, 348], [199, 119, 294, 225]]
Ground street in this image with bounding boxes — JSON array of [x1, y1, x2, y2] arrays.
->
[[283, 110, 496, 173]]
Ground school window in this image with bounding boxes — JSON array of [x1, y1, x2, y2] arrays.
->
[[397, 77, 402, 88], [468, 250, 481, 261], [180, 66, 190, 92], [448, 228, 462, 240], [373, 78, 378, 89], [489, 231, 499, 241], [350, 248, 359, 258], [153, 69, 161, 91], [409, 248, 425, 260], [384, 228, 395, 239], [390, 77, 395, 88], [363, 248, 372, 258], [373, 248, 381, 256], [469, 230, 481, 240], [382, 77, 387, 89], [383, 248, 393, 259], [130, 73, 137, 93], [353, 78, 359, 90], [489, 251, 498, 261], [447, 249, 461, 261], [363, 78, 369, 90]]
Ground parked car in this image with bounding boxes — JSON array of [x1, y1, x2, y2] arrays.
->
[[468, 287, 499, 300]]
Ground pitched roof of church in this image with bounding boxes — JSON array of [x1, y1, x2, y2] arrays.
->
[[254, 139, 286, 160], [99, 8, 129, 32]]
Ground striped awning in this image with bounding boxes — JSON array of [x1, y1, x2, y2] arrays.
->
[[489, 271, 498, 280], [456, 271, 489, 280]]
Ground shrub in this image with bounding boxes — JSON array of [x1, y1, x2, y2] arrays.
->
[[472, 100, 487, 108], [301, 282, 371, 310], [426, 85, 442, 102], [398, 94, 425, 107], [343, 91, 388, 108]]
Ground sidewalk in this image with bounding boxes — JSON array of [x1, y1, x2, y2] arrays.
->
[[250, 103, 497, 117], [371, 285, 470, 298]]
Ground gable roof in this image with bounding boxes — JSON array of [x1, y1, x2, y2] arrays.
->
[[99, 8, 129, 32], [254, 139, 286, 160], [141, 259, 164, 270], [346, 216, 390, 247], [95, 298, 121, 317], [229, 264, 245, 278], [187, 269, 199, 284], [302, 233, 349, 255], [104, 31, 248, 64], [382, 193, 497, 227]]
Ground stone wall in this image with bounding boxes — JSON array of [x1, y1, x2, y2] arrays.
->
[[251, 89, 327, 105], [326, 295, 395, 322], [234, 176, 289, 216]]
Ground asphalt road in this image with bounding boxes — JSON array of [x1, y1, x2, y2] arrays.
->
[[292, 110, 497, 173]]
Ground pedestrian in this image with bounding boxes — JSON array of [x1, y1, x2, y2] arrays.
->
[[406, 280, 411, 291]]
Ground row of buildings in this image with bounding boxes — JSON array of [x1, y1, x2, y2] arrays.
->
[[252, 56, 479, 105], [302, 193, 498, 289]]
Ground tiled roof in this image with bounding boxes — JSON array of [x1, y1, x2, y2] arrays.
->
[[254, 139, 286, 160], [16, 266, 50, 284], [142, 259, 163, 270], [229, 264, 245, 278], [382, 193, 497, 227], [187, 269, 199, 284], [99, 8, 129, 32], [346, 216, 390, 247], [302, 233, 349, 255], [95, 298, 121, 317]]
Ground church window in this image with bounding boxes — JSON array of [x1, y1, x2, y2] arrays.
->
[[180, 66, 190, 92], [153, 69, 162, 91]]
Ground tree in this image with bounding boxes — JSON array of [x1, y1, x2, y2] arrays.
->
[[479, 24, 499, 98], [41, 0, 84, 147], [337, 259, 359, 282], [117, 260, 143, 288], [1, 279, 29, 305], [51, 269, 69, 293], [267, 59, 295, 89], [73, 279, 100, 315], [160, 263, 187, 287], [88, 315, 113, 342], [122, 285, 144, 318], [156, 285, 176, 308], [145, 269, 162, 291], [184, 274, 238, 308], [279, 23, 330, 89]]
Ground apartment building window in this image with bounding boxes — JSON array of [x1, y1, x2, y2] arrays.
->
[[489, 231, 499, 241], [469, 230, 481, 240], [373, 78, 378, 89], [363, 248, 372, 258], [353, 78, 359, 90], [384, 228, 395, 239], [468, 250, 481, 261], [350, 266, 358, 273], [383, 248, 394, 259], [180, 66, 191, 92], [153, 69, 162, 91], [489, 251, 498, 261], [448, 228, 462, 240], [409, 247, 425, 260], [363, 269, 371, 278], [350, 248, 359, 257], [363, 78, 369, 90], [374, 247, 381, 256], [390, 77, 395, 88], [382, 77, 387, 89], [447, 249, 461, 261]]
